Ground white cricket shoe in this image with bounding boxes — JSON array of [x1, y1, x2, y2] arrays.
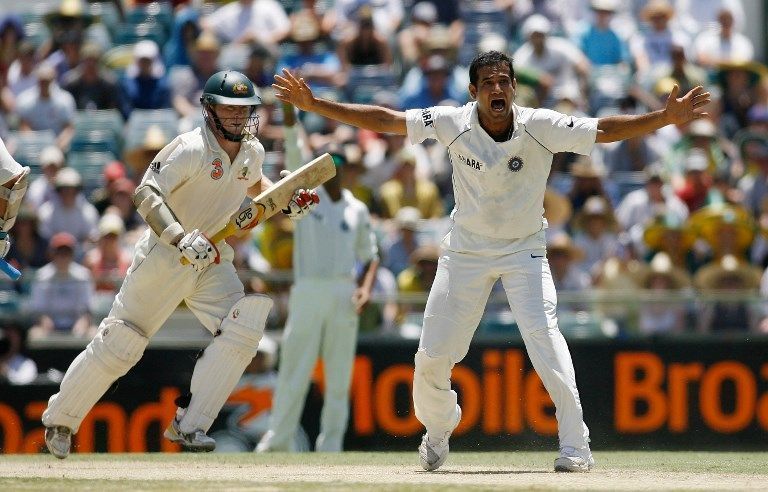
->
[[45, 426, 72, 459], [164, 417, 216, 452], [554, 446, 595, 472], [418, 406, 462, 472]]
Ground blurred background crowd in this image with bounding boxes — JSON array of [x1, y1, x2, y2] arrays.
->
[[1, 0, 768, 384]]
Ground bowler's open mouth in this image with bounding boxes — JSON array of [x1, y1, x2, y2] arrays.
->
[[491, 98, 506, 112]]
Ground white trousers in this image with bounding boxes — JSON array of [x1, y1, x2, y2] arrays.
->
[[263, 278, 358, 452], [43, 238, 245, 431], [414, 247, 590, 450]]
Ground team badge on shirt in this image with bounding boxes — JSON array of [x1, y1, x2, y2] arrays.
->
[[507, 156, 524, 172], [210, 158, 224, 180], [237, 166, 250, 180]]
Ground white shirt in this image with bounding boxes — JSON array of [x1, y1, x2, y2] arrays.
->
[[292, 186, 377, 280], [139, 125, 265, 260], [206, 0, 289, 44], [38, 194, 100, 242], [513, 37, 585, 96], [693, 28, 754, 64], [615, 186, 689, 254], [406, 102, 597, 252], [16, 84, 76, 134], [30, 261, 94, 331]]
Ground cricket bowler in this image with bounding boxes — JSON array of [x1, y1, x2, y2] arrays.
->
[[42, 70, 319, 458], [272, 51, 710, 471]]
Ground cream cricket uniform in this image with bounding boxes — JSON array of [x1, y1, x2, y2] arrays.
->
[[261, 185, 377, 452], [43, 125, 265, 432], [405, 102, 597, 451]]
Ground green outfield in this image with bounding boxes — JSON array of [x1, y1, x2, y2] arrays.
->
[[1, 451, 766, 490]]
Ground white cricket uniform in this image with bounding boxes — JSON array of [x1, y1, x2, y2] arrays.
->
[[43, 125, 265, 432], [260, 185, 378, 452], [405, 102, 597, 451]]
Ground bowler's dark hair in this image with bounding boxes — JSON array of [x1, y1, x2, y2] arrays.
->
[[469, 51, 514, 86]]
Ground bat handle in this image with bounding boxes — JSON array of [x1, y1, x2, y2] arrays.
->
[[0, 259, 21, 280]]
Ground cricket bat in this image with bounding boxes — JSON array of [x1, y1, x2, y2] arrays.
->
[[0, 258, 21, 280], [181, 153, 336, 264]]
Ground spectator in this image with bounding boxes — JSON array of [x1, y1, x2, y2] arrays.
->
[[37, 167, 99, 245], [547, 231, 591, 292], [676, 0, 746, 35], [119, 40, 171, 118], [382, 206, 422, 277], [646, 44, 708, 103], [694, 254, 762, 333], [0, 324, 38, 385], [243, 43, 276, 90], [397, 1, 440, 67], [101, 178, 143, 233], [578, 0, 628, 67], [332, 0, 404, 41], [693, 7, 754, 69], [543, 187, 573, 234], [573, 195, 622, 275], [276, 15, 344, 90], [89, 160, 127, 215], [602, 100, 661, 173], [4, 206, 48, 272], [642, 213, 698, 270], [28, 232, 95, 339], [83, 213, 131, 293], [203, 0, 289, 47], [637, 252, 691, 335], [513, 14, 590, 107], [170, 31, 222, 120], [664, 119, 728, 184], [44, 30, 83, 84], [337, 6, 392, 72], [693, 203, 755, 261], [400, 55, 457, 110], [0, 15, 24, 79], [339, 143, 375, 211], [615, 164, 689, 257], [163, 6, 201, 69], [568, 156, 612, 214], [397, 244, 439, 293], [16, 63, 76, 150], [629, 0, 691, 77], [62, 42, 121, 111], [716, 61, 767, 135], [124, 124, 171, 176], [737, 136, 768, 217], [378, 148, 443, 219], [675, 149, 714, 213], [26, 145, 66, 211], [6, 41, 37, 99]]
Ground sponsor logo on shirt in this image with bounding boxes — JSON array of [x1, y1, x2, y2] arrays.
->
[[150, 161, 161, 173], [456, 153, 485, 172], [421, 108, 434, 128], [210, 158, 223, 180], [507, 156, 524, 172], [237, 166, 250, 180]]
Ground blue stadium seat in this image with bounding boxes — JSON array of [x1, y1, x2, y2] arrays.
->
[[66, 150, 117, 192], [9, 131, 57, 175]]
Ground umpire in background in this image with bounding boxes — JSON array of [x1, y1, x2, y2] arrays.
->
[[257, 104, 379, 452]]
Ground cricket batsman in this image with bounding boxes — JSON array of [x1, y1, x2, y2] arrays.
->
[[42, 70, 319, 458]]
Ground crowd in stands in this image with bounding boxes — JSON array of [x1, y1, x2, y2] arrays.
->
[[0, 0, 767, 360]]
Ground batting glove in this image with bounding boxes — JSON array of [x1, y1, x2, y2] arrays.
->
[[0, 232, 9, 258], [282, 188, 319, 221], [178, 229, 220, 272]]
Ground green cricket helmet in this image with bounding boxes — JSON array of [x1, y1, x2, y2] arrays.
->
[[200, 70, 261, 142]]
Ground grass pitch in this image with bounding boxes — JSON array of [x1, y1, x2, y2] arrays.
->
[[1, 451, 766, 490]]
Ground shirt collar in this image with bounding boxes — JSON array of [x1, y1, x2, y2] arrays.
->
[[469, 102, 520, 139]]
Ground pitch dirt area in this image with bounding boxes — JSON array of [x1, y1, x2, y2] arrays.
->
[[1, 451, 766, 490]]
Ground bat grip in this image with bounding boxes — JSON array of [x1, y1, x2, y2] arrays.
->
[[0, 259, 21, 280], [179, 208, 265, 266]]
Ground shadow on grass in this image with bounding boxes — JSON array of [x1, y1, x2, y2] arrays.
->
[[424, 470, 551, 475]]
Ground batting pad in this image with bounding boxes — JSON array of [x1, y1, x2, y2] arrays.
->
[[180, 294, 273, 433], [42, 321, 148, 432]]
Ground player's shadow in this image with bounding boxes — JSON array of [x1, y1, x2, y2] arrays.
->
[[424, 470, 550, 475]]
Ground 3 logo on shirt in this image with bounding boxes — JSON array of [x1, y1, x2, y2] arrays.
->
[[507, 156, 524, 172], [210, 158, 224, 180]]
